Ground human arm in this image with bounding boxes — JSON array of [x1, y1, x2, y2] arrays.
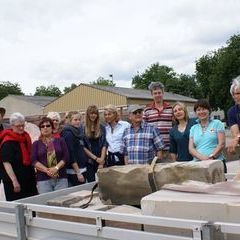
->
[[3, 162, 20, 192], [228, 124, 240, 154], [71, 162, 85, 182], [152, 127, 164, 161], [156, 150, 163, 161], [227, 106, 240, 153], [188, 137, 209, 161], [209, 131, 225, 159], [124, 155, 128, 165], [169, 129, 177, 161]]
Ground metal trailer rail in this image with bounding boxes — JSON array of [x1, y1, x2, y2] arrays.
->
[[0, 200, 212, 240], [0, 175, 239, 240]]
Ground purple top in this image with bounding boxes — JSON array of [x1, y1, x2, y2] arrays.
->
[[31, 137, 69, 181]]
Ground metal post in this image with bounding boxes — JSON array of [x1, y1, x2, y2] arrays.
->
[[15, 204, 27, 240]]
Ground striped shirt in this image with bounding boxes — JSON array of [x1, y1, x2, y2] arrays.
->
[[143, 101, 173, 150], [120, 122, 164, 164]]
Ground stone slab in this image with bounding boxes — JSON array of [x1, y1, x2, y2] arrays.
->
[[141, 181, 240, 240], [47, 190, 98, 207], [98, 160, 225, 205]]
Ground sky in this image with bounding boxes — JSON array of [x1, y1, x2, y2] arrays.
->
[[0, 0, 240, 95]]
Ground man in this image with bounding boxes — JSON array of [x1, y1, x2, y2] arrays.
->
[[227, 75, 240, 154], [0, 107, 9, 131], [0, 107, 9, 185], [143, 82, 173, 157], [121, 104, 164, 164]]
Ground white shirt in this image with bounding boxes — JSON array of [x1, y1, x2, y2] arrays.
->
[[105, 120, 130, 153]]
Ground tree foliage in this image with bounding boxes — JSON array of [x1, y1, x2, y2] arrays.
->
[[196, 34, 240, 115], [132, 63, 201, 99], [34, 85, 62, 97], [91, 76, 116, 86], [0, 81, 23, 100], [63, 83, 78, 94], [132, 63, 177, 90]]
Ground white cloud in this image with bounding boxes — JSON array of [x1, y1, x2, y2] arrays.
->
[[0, 0, 239, 94]]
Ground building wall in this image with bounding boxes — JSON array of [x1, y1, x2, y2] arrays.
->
[[0, 96, 43, 118], [44, 85, 127, 114]]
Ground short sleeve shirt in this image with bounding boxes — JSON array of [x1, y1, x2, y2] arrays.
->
[[189, 119, 225, 160]]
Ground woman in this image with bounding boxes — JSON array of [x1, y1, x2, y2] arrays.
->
[[61, 111, 86, 186], [82, 105, 107, 182], [47, 112, 62, 138], [0, 112, 38, 201], [189, 99, 227, 172], [104, 104, 130, 166], [31, 117, 69, 194], [169, 102, 197, 161]]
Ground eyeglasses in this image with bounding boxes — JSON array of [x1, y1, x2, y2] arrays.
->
[[13, 124, 25, 128], [40, 124, 51, 129], [132, 110, 143, 115]]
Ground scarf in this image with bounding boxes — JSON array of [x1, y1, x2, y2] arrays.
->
[[0, 129, 32, 166], [62, 124, 81, 139]]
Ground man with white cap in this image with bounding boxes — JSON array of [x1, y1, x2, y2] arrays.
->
[[120, 104, 164, 164]]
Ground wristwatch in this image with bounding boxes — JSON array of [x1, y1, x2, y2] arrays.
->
[[209, 154, 216, 159]]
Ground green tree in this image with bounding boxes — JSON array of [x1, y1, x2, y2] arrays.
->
[[132, 63, 177, 90], [63, 83, 78, 94], [195, 34, 240, 115], [177, 74, 203, 99], [91, 76, 116, 86], [0, 81, 24, 100], [34, 85, 62, 97]]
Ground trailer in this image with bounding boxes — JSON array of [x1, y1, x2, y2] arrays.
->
[[0, 179, 240, 240]]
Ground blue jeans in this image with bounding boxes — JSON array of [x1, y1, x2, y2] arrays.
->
[[37, 178, 68, 194]]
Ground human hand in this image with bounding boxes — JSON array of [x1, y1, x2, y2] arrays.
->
[[12, 179, 21, 193], [227, 138, 239, 154], [96, 157, 105, 165], [98, 164, 104, 169], [77, 173, 85, 183]]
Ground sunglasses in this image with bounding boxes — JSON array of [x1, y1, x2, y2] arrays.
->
[[132, 109, 143, 114], [40, 124, 51, 129]]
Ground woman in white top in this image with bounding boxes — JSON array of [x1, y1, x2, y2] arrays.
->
[[104, 105, 130, 166]]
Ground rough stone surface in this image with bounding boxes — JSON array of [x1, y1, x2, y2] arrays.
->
[[141, 181, 240, 240], [47, 190, 98, 207], [98, 160, 225, 205]]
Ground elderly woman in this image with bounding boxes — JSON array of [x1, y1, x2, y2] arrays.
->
[[104, 104, 130, 166], [47, 112, 62, 138], [31, 117, 69, 194], [189, 99, 227, 172], [0, 112, 38, 201]]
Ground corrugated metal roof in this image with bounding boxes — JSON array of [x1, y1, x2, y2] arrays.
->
[[8, 95, 56, 107], [85, 84, 197, 102]]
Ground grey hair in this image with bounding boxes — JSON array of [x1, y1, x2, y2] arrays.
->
[[148, 82, 165, 92], [104, 104, 118, 113], [47, 111, 61, 121], [9, 112, 25, 125], [230, 75, 240, 96]]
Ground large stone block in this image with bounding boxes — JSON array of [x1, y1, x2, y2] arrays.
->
[[47, 190, 98, 207], [98, 160, 225, 205], [141, 181, 240, 240]]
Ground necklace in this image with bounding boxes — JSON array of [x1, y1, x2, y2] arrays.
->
[[200, 122, 209, 134]]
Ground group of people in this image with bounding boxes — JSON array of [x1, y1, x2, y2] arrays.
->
[[1, 76, 240, 201]]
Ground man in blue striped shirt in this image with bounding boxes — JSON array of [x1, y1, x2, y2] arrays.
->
[[120, 104, 164, 164]]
